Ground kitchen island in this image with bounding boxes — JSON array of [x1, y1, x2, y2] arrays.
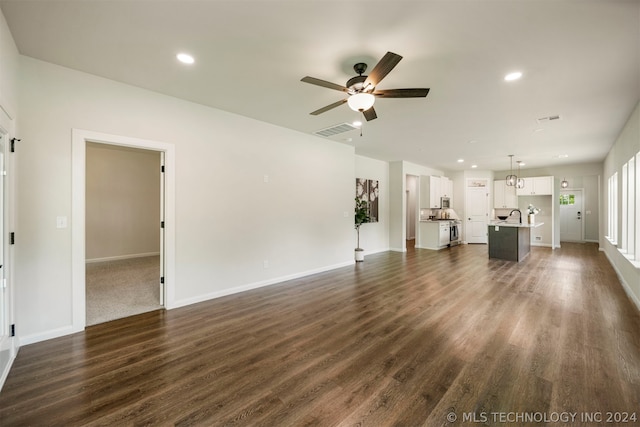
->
[[488, 221, 544, 262]]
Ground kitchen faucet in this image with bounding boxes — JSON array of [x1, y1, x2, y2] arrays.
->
[[509, 209, 522, 224]]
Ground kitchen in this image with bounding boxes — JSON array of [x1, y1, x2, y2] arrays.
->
[[412, 173, 555, 254], [415, 175, 462, 250]]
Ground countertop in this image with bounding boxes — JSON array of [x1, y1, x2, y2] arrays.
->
[[488, 220, 544, 228]]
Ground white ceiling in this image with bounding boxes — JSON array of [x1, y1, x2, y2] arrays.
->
[[1, 0, 638, 172]]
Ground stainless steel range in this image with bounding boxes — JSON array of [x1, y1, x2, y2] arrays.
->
[[449, 220, 462, 246]]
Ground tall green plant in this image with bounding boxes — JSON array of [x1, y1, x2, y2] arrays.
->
[[354, 197, 370, 249]]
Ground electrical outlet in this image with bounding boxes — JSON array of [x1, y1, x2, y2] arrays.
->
[[56, 216, 67, 229], [535, 236, 542, 240], [263, 175, 269, 183]]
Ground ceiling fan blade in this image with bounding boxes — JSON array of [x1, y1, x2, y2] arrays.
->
[[363, 52, 403, 89], [301, 76, 350, 93], [310, 99, 348, 115], [372, 88, 430, 98], [362, 106, 377, 121]]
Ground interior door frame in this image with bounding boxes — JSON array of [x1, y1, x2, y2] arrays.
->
[[0, 103, 16, 391], [71, 129, 175, 333], [559, 187, 585, 242]]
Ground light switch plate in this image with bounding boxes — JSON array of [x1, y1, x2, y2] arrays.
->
[[56, 216, 67, 229]]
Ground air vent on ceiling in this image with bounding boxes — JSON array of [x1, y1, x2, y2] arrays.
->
[[314, 123, 357, 138], [537, 115, 561, 123]]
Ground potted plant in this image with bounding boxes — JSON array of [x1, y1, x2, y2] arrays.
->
[[354, 197, 370, 262], [527, 204, 540, 224]]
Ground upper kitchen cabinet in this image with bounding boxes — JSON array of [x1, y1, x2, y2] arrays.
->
[[494, 180, 518, 208], [516, 176, 553, 196], [441, 177, 453, 199], [420, 175, 452, 208]]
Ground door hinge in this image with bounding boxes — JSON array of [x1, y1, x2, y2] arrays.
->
[[10, 138, 20, 153], [161, 221, 164, 229], [9, 232, 14, 245], [161, 165, 165, 173], [10, 324, 15, 337], [160, 277, 164, 284]]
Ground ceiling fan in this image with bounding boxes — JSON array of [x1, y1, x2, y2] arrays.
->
[[301, 51, 430, 121]]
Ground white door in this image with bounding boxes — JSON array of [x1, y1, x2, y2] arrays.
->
[[560, 189, 583, 242], [466, 179, 489, 244], [0, 132, 14, 390]]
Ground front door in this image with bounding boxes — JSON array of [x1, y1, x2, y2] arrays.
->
[[560, 189, 583, 242], [466, 179, 489, 244]]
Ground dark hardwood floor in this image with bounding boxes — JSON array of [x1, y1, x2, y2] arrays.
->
[[1, 243, 639, 426]]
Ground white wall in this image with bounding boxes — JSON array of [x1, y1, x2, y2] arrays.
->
[[355, 155, 389, 255], [15, 56, 356, 342], [602, 102, 640, 309], [0, 8, 18, 117], [86, 143, 161, 261]]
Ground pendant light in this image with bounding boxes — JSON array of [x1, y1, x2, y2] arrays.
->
[[515, 161, 525, 189], [505, 155, 517, 186], [561, 177, 569, 188]]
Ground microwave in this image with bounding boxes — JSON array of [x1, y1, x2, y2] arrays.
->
[[440, 197, 451, 209]]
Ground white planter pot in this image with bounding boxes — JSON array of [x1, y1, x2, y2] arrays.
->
[[355, 248, 364, 262]]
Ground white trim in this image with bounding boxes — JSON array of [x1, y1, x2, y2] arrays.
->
[[18, 325, 76, 347], [389, 247, 407, 252], [602, 249, 640, 312], [85, 252, 161, 264], [171, 260, 355, 309], [531, 243, 553, 248], [72, 129, 176, 333]]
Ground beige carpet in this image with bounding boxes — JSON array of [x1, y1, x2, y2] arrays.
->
[[86, 255, 162, 326]]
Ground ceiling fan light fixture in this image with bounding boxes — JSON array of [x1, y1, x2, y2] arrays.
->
[[347, 93, 375, 112], [561, 178, 569, 188]]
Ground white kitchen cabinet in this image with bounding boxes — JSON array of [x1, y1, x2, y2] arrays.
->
[[418, 221, 450, 250], [494, 180, 518, 208], [516, 176, 553, 196], [419, 175, 453, 209], [429, 176, 441, 208]]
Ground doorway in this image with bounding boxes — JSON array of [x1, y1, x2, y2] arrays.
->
[[71, 129, 175, 333], [406, 175, 418, 249], [560, 189, 584, 242], [85, 143, 163, 325]]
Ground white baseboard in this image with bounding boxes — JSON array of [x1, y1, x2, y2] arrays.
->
[[86, 252, 161, 263], [0, 339, 17, 392], [389, 247, 406, 252], [364, 247, 390, 256], [531, 242, 553, 248], [19, 325, 77, 347], [170, 260, 355, 310], [602, 249, 640, 313]]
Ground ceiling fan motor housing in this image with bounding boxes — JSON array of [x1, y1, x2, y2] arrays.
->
[[346, 75, 367, 92]]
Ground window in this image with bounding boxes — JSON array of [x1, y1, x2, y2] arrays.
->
[[615, 152, 639, 264], [628, 156, 635, 259], [621, 163, 628, 251], [607, 172, 617, 244]]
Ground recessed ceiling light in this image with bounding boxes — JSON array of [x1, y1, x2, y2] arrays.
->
[[352, 121, 362, 127], [533, 128, 545, 133], [468, 140, 477, 144], [471, 165, 478, 168], [504, 71, 522, 81], [457, 159, 464, 163], [557, 154, 569, 158], [176, 53, 195, 64]]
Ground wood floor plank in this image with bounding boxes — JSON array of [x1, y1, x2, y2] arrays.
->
[[1, 242, 639, 426]]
